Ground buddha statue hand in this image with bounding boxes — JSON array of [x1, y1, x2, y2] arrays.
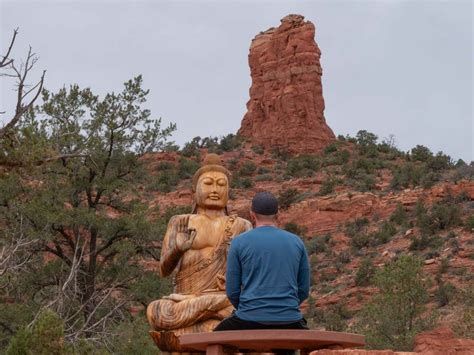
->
[[175, 215, 197, 252]]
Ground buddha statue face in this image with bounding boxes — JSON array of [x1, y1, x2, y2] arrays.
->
[[195, 171, 229, 210]]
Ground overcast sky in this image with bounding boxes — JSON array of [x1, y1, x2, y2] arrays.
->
[[1, 0, 472, 162]]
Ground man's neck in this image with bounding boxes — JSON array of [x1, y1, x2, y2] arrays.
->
[[196, 206, 226, 219], [254, 221, 277, 228]]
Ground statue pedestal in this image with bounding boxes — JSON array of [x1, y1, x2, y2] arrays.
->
[[150, 330, 193, 353]]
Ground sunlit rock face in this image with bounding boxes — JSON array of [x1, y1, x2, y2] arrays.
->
[[239, 14, 336, 154]]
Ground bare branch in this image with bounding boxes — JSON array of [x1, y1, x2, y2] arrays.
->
[[0, 31, 46, 138], [0, 28, 18, 68]]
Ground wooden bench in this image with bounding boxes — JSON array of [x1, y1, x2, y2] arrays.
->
[[180, 330, 365, 354]]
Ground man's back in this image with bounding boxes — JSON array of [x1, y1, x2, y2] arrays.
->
[[226, 226, 310, 323]]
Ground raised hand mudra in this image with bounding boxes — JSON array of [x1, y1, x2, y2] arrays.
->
[[175, 215, 197, 252]]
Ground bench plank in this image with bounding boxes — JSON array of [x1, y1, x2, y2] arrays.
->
[[180, 330, 365, 352]]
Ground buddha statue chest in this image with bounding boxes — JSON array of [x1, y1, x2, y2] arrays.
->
[[179, 215, 229, 269]]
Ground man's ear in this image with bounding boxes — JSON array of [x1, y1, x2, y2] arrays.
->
[[249, 210, 256, 224]]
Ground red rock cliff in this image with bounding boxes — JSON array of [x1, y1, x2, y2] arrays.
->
[[238, 14, 336, 154]]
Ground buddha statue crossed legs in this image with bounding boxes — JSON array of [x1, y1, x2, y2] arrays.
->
[[146, 154, 252, 351]]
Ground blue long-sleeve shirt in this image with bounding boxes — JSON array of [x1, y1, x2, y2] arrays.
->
[[226, 226, 310, 323]]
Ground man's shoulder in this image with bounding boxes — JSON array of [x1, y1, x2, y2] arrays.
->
[[275, 228, 306, 247]]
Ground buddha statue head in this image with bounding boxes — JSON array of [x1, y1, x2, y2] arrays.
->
[[191, 154, 231, 214]]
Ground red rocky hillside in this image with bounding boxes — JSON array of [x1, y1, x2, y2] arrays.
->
[[139, 14, 473, 354]]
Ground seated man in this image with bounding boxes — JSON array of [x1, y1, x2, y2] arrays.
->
[[214, 191, 310, 332]]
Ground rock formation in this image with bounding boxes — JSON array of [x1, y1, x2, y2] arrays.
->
[[413, 327, 474, 354], [238, 14, 336, 154]]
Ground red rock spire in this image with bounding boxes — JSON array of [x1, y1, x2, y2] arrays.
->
[[238, 14, 336, 154]]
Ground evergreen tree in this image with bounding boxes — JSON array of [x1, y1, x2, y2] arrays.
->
[[356, 255, 434, 351], [0, 77, 174, 350]]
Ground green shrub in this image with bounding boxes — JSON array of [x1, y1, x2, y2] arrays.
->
[[7, 310, 71, 355], [436, 282, 456, 307], [285, 155, 320, 178], [181, 136, 203, 157], [355, 173, 376, 192], [356, 255, 434, 351], [278, 188, 300, 209], [453, 286, 474, 339], [351, 233, 371, 249], [228, 157, 239, 170], [409, 234, 444, 251], [355, 258, 376, 286], [318, 303, 352, 331], [319, 177, 337, 195], [251, 145, 264, 154], [336, 149, 351, 164], [177, 157, 199, 179], [111, 315, 158, 355], [451, 162, 474, 182], [305, 234, 331, 254], [427, 152, 453, 172], [410, 145, 433, 162], [239, 161, 257, 176], [415, 201, 462, 235], [464, 215, 474, 232], [430, 202, 462, 230], [390, 203, 408, 226], [271, 148, 290, 161], [378, 221, 397, 241], [390, 162, 427, 190], [255, 174, 273, 182], [438, 257, 450, 274], [356, 130, 378, 150], [284, 222, 307, 236], [323, 142, 339, 155], [218, 133, 242, 152], [337, 251, 351, 264], [231, 174, 254, 189], [345, 217, 370, 237], [151, 170, 180, 192], [240, 177, 254, 188], [257, 166, 270, 174]]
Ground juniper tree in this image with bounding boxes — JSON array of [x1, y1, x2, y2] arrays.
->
[[0, 76, 174, 350], [355, 255, 434, 351]]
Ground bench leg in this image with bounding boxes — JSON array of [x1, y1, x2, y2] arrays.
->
[[206, 344, 224, 355]]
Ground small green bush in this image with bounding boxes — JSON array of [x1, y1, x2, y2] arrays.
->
[[409, 234, 444, 251], [355, 258, 376, 286], [318, 303, 352, 331], [284, 222, 307, 236], [345, 217, 370, 237], [285, 155, 320, 178], [239, 161, 257, 176], [305, 234, 331, 254], [355, 255, 434, 351], [410, 145, 433, 162], [319, 177, 337, 195], [278, 188, 300, 209], [390, 203, 408, 226], [251, 145, 264, 154], [218, 133, 242, 152], [464, 215, 474, 232], [323, 142, 339, 155], [7, 310, 71, 355], [436, 282, 456, 307], [177, 157, 199, 179], [255, 174, 273, 182]]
